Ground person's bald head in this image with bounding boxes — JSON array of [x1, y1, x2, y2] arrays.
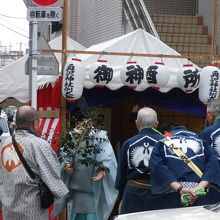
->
[[16, 106, 39, 129]]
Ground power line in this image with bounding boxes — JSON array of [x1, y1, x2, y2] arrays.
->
[[0, 23, 28, 38], [0, 17, 28, 33], [0, 13, 26, 20]]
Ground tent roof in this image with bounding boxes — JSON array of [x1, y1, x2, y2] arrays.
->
[[67, 29, 205, 116], [0, 55, 29, 104], [0, 36, 85, 103], [78, 28, 199, 92]]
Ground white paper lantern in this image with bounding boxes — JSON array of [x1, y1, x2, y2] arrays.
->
[[177, 64, 200, 93], [146, 62, 169, 90], [89, 60, 113, 86], [62, 58, 86, 102], [120, 61, 144, 88], [199, 64, 220, 104]]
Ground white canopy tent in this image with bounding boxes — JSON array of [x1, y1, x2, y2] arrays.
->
[[0, 36, 85, 105], [0, 29, 204, 108], [77, 28, 199, 92]]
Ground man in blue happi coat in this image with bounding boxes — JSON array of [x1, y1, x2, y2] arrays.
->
[[200, 100, 220, 159], [199, 100, 220, 204], [115, 107, 165, 214], [149, 125, 220, 209]]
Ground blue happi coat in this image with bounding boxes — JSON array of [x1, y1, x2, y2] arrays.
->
[[115, 127, 165, 214], [200, 117, 220, 160], [149, 126, 220, 208]]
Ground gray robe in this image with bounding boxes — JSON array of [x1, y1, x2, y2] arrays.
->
[[0, 129, 69, 220], [52, 130, 118, 220]]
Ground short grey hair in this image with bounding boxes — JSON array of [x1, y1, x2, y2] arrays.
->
[[137, 107, 158, 128], [207, 100, 220, 116]]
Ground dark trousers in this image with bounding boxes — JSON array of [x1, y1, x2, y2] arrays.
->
[[120, 185, 165, 214]]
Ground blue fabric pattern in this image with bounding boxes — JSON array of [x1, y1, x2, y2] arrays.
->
[[149, 126, 220, 208], [115, 127, 165, 214]]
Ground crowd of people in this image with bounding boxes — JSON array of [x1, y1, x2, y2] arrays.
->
[[0, 100, 220, 220]]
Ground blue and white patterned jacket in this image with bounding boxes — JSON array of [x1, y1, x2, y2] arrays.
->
[[115, 127, 164, 196]]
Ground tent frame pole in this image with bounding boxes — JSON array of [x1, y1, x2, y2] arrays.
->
[[42, 49, 220, 62]]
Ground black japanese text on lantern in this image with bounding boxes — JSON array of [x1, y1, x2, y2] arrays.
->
[[64, 64, 76, 99], [208, 71, 219, 102], [126, 64, 144, 84], [93, 65, 113, 84], [182, 69, 200, 88]]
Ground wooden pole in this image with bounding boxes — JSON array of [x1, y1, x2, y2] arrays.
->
[[211, 0, 219, 61], [60, 0, 68, 133], [61, 0, 69, 73], [42, 48, 220, 61], [59, 0, 68, 220]]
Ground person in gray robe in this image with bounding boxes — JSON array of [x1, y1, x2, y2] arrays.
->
[[52, 128, 118, 220], [0, 105, 69, 220]]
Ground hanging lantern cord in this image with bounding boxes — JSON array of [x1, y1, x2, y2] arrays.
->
[[98, 51, 105, 60], [128, 53, 133, 62], [73, 50, 77, 58]]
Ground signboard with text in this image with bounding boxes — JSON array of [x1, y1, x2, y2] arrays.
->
[[25, 35, 59, 75], [27, 7, 62, 21]]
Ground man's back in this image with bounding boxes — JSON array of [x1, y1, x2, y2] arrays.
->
[[200, 118, 220, 158], [0, 129, 68, 220], [150, 126, 220, 206], [115, 126, 164, 214], [116, 127, 164, 183]]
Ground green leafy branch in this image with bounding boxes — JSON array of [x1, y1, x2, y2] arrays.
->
[[56, 114, 109, 173]]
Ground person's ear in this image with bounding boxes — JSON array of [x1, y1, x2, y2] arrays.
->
[[135, 120, 141, 131], [33, 119, 40, 132], [207, 112, 216, 125], [154, 121, 159, 129]]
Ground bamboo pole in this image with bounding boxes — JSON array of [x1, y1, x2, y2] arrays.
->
[[59, 0, 68, 220], [42, 49, 220, 61], [61, 0, 68, 73], [211, 0, 219, 61]]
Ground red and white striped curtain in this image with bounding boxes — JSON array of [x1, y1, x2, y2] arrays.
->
[[37, 77, 62, 220]]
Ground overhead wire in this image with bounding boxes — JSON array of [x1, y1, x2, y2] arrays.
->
[[0, 11, 28, 40], [0, 17, 28, 33], [0, 12, 26, 20], [0, 23, 28, 38]]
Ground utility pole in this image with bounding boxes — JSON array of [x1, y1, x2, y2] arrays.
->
[[31, 21, 38, 109], [29, 20, 38, 109], [17, 42, 23, 57], [27, 0, 38, 109]]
